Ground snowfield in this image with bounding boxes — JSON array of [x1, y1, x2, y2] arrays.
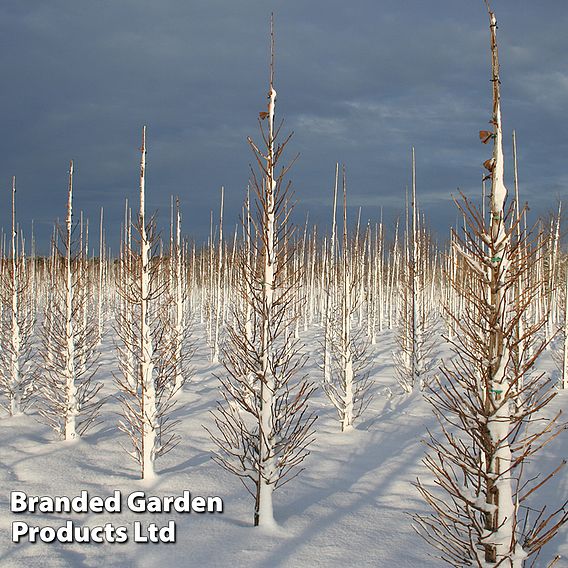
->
[[1, 328, 567, 568]]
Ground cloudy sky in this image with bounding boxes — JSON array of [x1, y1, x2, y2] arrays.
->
[[1, 0, 567, 253]]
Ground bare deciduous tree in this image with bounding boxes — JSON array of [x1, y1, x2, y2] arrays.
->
[[115, 128, 181, 479], [208, 19, 316, 527], [38, 162, 103, 439], [393, 149, 437, 393], [323, 166, 372, 431], [413, 8, 567, 566], [0, 177, 35, 415]]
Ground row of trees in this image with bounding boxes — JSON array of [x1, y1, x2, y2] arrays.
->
[[0, 6, 566, 564]]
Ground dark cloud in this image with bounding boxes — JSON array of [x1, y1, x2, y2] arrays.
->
[[0, 0, 566, 253]]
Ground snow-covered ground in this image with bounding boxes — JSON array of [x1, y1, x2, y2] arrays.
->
[[1, 328, 567, 567]]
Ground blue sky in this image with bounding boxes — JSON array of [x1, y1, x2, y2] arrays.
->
[[1, 1, 567, 253]]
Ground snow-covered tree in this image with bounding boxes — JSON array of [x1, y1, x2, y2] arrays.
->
[[393, 149, 437, 393], [168, 197, 193, 394], [322, 166, 372, 431], [559, 256, 568, 389], [38, 162, 103, 439], [96, 207, 108, 345], [208, 19, 316, 527], [0, 177, 35, 415], [321, 163, 339, 383], [115, 128, 181, 479], [413, 9, 567, 566]]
